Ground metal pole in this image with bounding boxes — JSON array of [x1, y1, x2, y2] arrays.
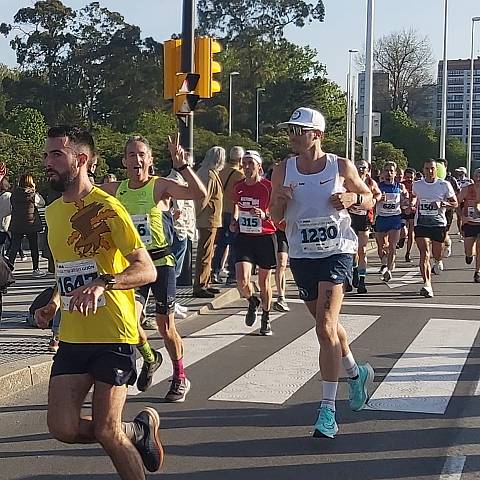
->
[[467, 18, 480, 177], [177, 0, 195, 287], [363, 0, 374, 163], [229, 74, 232, 136], [439, 0, 448, 159], [351, 74, 357, 162], [346, 72, 351, 158], [179, 0, 194, 156]]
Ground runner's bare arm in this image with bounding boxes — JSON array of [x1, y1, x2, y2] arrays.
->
[[443, 194, 458, 209], [269, 161, 292, 224], [98, 181, 120, 196], [370, 178, 382, 203], [334, 157, 373, 210], [34, 287, 60, 329], [154, 174, 206, 204]]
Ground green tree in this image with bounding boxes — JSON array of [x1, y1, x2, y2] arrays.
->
[[6, 106, 47, 149], [372, 141, 408, 171], [198, 0, 325, 41]]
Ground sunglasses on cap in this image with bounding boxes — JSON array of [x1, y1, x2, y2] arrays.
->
[[356, 164, 368, 170], [287, 125, 315, 136]]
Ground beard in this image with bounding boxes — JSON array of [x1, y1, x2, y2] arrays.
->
[[48, 166, 78, 192]]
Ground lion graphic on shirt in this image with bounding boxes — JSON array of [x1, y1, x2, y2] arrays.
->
[[67, 200, 116, 256]]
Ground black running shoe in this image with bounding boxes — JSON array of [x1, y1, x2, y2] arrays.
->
[[137, 351, 163, 392], [132, 407, 164, 472], [466, 256, 474, 265], [352, 267, 359, 288], [474, 272, 480, 283], [357, 276, 367, 294], [259, 312, 272, 336], [245, 296, 260, 326]]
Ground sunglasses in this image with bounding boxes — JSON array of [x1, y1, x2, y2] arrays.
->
[[287, 125, 315, 136]]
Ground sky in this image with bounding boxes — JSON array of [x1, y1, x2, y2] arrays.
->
[[0, 0, 479, 90]]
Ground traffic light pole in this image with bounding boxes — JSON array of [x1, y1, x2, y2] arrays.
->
[[179, 0, 195, 156], [176, 0, 195, 287]]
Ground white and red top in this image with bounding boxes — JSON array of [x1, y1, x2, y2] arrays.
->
[[233, 178, 276, 235]]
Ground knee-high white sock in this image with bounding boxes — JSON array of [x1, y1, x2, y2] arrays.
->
[[321, 381, 338, 411], [342, 351, 359, 378]]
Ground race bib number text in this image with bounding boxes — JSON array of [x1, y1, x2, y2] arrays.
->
[[131, 214, 152, 245], [239, 211, 262, 234], [56, 260, 106, 311], [297, 217, 339, 253]]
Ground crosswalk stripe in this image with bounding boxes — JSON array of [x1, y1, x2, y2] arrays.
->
[[128, 310, 285, 396], [367, 318, 480, 414], [439, 456, 466, 480], [209, 314, 380, 405]]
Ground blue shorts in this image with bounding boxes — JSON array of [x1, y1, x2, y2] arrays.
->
[[375, 215, 403, 233], [137, 265, 176, 315], [290, 254, 353, 302]]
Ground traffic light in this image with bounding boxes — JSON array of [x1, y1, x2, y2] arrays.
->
[[174, 73, 200, 115], [195, 36, 222, 99], [163, 39, 181, 100]]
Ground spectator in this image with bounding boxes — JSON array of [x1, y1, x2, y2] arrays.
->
[[0, 177, 12, 256], [167, 151, 196, 318], [102, 173, 117, 183], [193, 146, 225, 298], [8, 174, 46, 277], [211, 146, 245, 285]]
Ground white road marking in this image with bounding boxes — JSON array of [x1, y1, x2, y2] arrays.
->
[[287, 299, 480, 311], [474, 378, 480, 397], [386, 269, 422, 289], [128, 311, 285, 396], [367, 318, 479, 414], [439, 456, 466, 480], [209, 314, 379, 404]]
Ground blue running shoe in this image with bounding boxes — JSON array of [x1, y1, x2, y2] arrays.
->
[[348, 362, 374, 411], [312, 405, 338, 439]]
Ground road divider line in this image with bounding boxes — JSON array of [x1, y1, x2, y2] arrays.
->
[[367, 318, 479, 414], [209, 314, 380, 405], [128, 311, 285, 396]]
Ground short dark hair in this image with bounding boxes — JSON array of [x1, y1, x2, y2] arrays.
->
[[405, 168, 416, 175], [124, 135, 152, 156], [47, 125, 95, 156], [424, 158, 437, 165]]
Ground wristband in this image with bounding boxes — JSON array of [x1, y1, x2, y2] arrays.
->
[[174, 164, 189, 173]]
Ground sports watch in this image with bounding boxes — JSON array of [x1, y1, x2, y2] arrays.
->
[[98, 274, 116, 291]]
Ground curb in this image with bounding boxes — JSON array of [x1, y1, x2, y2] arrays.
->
[[0, 284, 242, 401]]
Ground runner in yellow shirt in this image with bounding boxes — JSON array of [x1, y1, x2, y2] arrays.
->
[[35, 126, 162, 479]]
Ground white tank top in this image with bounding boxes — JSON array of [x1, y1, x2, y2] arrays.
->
[[283, 154, 358, 259]]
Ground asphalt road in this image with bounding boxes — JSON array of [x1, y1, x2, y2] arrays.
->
[[0, 236, 479, 480]]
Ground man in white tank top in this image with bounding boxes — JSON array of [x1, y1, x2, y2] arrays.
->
[[270, 107, 375, 439]]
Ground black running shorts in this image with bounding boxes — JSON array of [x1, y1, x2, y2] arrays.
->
[[234, 233, 277, 270], [414, 226, 447, 243], [463, 223, 480, 238], [275, 230, 289, 254], [51, 342, 137, 386], [137, 265, 176, 315]]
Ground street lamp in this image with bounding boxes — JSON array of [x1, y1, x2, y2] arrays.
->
[[256, 87, 265, 143], [439, 0, 449, 159], [362, 0, 375, 163], [467, 16, 480, 177], [346, 48, 358, 159], [228, 71, 240, 136]]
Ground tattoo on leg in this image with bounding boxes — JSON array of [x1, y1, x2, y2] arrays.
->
[[324, 289, 332, 310]]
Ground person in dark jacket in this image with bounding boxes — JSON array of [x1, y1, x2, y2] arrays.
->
[[8, 174, 46, 276]]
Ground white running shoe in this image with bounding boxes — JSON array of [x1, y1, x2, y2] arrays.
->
[[176, 304, 188, 313], [432, 260, 443, 275], [33, 269, 47, 277], [444, 244, 452, 258], [174, 304, 188, 319]]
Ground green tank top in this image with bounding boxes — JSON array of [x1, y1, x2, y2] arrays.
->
[[116, 177, 175, 267]]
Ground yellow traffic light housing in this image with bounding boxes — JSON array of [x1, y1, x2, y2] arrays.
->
[[195, 37, 222, 99], [163, 39, 181, 100]]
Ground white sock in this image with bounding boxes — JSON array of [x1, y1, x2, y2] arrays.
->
[[342, 352, 359, 378], [321, 381, 338, 411]]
